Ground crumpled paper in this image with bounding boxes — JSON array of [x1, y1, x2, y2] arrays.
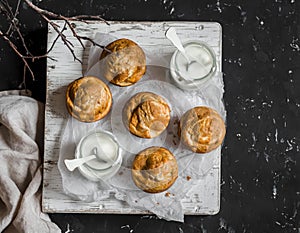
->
[[58, 33, 225, 222]]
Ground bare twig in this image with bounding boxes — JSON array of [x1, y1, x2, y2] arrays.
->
[[23, 0, 110, 61], [1, 0, 33, 56], [6, 0, 21, 36], [0, 0, 109, 88], [41, 15, 83, 63], [23, 0, 109, 25], [46, 24, 68, 56], [0, 30, 35, 81]]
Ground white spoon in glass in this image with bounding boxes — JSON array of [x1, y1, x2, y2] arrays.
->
[[165, 27, 192, 67], [165, 27, 209, 79]]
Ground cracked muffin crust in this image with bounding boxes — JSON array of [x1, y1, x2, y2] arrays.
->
[[100, 38, 146, 86], [66, 76, 112, 122], [179, 106, 226, 153], [132, 147, 178, 193], [123, 92, 171, 138]]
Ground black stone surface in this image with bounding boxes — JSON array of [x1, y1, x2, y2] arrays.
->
[[1, 0, 299, 232]]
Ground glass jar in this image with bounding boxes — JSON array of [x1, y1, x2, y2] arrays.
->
[[75, 130, 122, 181], [169, 40, 217, 90]]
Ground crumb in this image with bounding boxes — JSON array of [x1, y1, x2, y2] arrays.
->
[[187, 176, 191, 181], [119, 171, 123, 175], [172, 139, 177, 145], [156, 202, 160, 205], [165, 192, 175, 197], [174, 119, 179, 125], [135, 200, 138, 203]]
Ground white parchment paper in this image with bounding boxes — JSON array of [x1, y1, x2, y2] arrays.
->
[[57, 33, 226, 222]]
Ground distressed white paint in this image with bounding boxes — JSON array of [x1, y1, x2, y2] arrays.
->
[[43, 21, 222, 215]]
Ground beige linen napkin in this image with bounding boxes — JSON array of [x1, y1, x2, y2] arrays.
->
[[0, 90, 60, 233]]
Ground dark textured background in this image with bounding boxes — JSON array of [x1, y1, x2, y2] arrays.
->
[[1, 0, 299, 232]]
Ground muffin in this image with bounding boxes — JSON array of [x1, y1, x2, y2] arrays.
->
[[66, 76, 112, 122], [100, 38, 146, 86], [124, 92, 171, 138], [132, 147, 178, 193], [179, 106, 226, 153]]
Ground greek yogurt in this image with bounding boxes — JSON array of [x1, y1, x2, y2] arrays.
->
[[75, 130, 122, 181], [170, 40, 217, 90]]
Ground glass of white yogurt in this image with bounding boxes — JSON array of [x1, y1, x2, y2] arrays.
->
[[169, 40, 217, 90], [75, 130, 122, 181]]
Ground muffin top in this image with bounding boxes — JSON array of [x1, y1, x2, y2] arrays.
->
[[100, 38, 146, 86], [179, 106, 226, 153], [66, 76, 112, 122], [124, 92, 171, 138], [132, 147, 178, 193]]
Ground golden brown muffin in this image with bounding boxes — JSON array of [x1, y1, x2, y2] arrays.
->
[[179, 106, 226, 153], [124, 92, 171, 138], [66, 76, 112, 122], [132, 147, 178, 193], [100, 38, 146, 86]]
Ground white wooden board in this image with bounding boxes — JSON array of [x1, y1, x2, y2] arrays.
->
[[42, 21, 222, 215]]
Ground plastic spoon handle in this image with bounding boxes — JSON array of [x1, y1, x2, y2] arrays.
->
[[64, 155, 97, 171], [165, 27, 190, 63]]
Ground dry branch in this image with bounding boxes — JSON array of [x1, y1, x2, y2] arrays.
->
[[0, 29, 35, 80], [0, 0, 108, 87]]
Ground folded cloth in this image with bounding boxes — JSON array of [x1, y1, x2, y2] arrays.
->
[[0, 90, 60, 233]]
